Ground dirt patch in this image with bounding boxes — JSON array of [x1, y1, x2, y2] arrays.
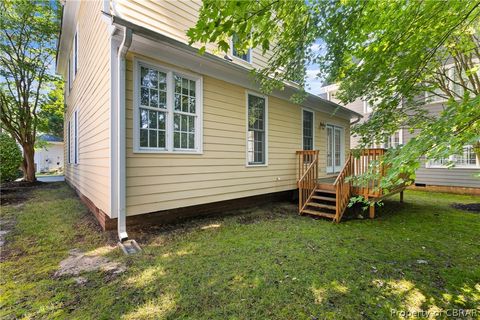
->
[[0, 180, 45, 205], [54, 247, 126, 277], [451, 203, 480, 213]]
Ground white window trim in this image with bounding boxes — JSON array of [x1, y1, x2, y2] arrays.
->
[[132, 57, 203, 154], [231, 37, 252, 65], [326, 123, 345, 173], [245, 90, 268, 167], [426, 145, 479, 169], [73, 25, 78, 78], [301, 108, 315, 150], [363, 100, 373, 114], [67, 110, 79, 165]]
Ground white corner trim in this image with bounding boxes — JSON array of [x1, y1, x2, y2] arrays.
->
[[132, 56, 204, 154], [245, 90, 269, 167]]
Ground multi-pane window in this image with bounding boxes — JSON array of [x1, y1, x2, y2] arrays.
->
[[139, 67, 167, 149], [135, 61, 202, 153], [232, 33, 251, 63], [428, 145, 479, 168], [247, 93, 266, 165], [174, 75, 196, 149], [303, 110, 314, 150]]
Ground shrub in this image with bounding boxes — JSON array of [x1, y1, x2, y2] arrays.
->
[[0, 133, 23, 182]]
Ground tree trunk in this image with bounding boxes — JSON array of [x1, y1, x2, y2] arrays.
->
[[22, 143, 36, 182]]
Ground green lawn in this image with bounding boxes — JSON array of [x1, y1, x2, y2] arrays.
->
[[1, 183, 479, 319]]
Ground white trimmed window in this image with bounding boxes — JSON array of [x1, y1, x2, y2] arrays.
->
[[68, 110, 79, 164], [428, 145, 479, 169], [68, 58, 72, 92], [247, 92, 267, 166], [231, 33, 252, 63], [134, 60, 202, 153], [302, 109, 314, 150], [73, 28, 78, 77], [363, 100, 373, 113]]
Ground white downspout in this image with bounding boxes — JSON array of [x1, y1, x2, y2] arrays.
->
[[117, 26, 132, 242]]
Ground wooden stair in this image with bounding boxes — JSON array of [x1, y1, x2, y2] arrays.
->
[[301, 187, 337, 220]]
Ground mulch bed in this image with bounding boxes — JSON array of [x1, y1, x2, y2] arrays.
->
[[451, 203, 480, 213], [0, 180, 45, 205]]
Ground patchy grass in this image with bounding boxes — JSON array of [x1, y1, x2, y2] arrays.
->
[[1, 184, 479, 319]]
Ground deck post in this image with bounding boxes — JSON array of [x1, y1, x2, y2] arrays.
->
[[369, 203, 375, 219], [400, 190, 404, 203]]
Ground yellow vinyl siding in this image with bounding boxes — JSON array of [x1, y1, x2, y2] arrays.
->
[[113, 0, 275, 70], [64, 1, 111, 216], [125, 54, 350, 216]]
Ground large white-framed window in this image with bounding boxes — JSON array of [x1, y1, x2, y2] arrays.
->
[[231, 33, 252, 64], [133, 59, 203, 153], [246, 91, 268, 166], [427, 145, 479, 169], [302, 108, 314, 150], [68, 110, 79, 164]]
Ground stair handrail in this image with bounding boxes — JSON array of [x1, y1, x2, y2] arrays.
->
[[297, 150, 319, 214], [333, 153, 353, 222]]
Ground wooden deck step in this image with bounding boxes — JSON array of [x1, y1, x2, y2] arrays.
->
[[315, 188, 336, 195], [316, 183, 335, 191], [302, 209, 336, 219], [311, 195, 336, 202], [306, 202, 336, 210]]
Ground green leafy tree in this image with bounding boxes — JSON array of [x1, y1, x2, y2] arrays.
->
[[37, 80, 65, 139], [0, 0, 60, 182], [0, 133, 22, 182], [189, 0, 480, 191]]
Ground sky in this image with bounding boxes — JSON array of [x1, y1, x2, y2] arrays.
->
[[304, 41, 325, 96]]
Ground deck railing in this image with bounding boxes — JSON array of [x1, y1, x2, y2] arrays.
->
[[296, 148, 387, 221], [333, 154, 353, 222], [296, 150, 319, 213], [351, 148, 386, 198]]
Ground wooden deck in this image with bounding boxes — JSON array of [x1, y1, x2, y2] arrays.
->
[[297, 149, 408, 222]]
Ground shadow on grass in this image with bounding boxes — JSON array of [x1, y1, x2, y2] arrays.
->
[[2, 185, 479, 319]]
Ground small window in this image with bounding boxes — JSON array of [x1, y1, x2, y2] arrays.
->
[[73, 30, 78, 76], [363, 100, 373, 113], [68, 59, 72, 92], [302, 109, 314, 150], [232, 33, 251, 63], [134, 61, 202, 153], [247, 93, 267, 165], [68, 110, 79, 164]]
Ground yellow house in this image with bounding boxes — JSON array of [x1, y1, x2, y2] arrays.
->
[[56, 0, 361, 241]]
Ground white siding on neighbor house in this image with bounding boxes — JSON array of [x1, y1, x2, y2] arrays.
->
[[326, 87, 480, 188], [64, 1, 112, 216], [112, 0, 275, 71], [125, 53, 350, 216]]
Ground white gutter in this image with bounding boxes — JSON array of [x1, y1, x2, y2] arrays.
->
[[117, 26, 132, 242]]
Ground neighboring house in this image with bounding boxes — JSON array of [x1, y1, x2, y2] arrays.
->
[[56, 1, 361, 239], [320, 84, 480, 192], [34, 134, 64, 174]]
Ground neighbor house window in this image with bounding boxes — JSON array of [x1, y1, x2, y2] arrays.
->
[[247, 93, 267, 165], [428, 145, 479, 168], [68, 110, 79, 164], [232, 33, 251, 63], [302, 109, 314, 150], [363, 100, 373, 113], [135, 60, 202, 153]]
